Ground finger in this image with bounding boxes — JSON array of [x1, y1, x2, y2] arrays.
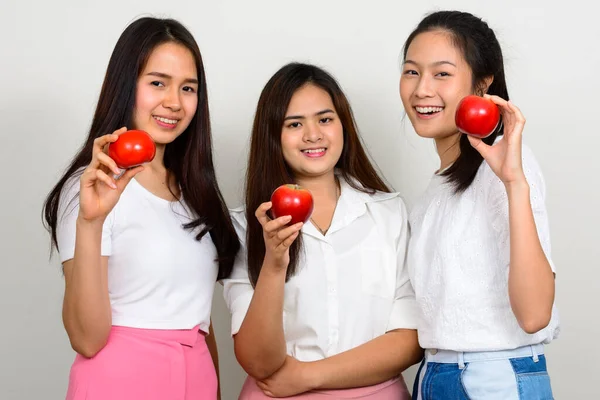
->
[[507, 101, 526, 129], [255, 202, 274, 227], [467, 135, 492, 159], [95, 169, 117, 189], [96, 152, 121, 175], [277, 230, 300, 251], [101, 127, 128, 155], [80, 167, 99, 188], [116, 166, 144, 191], [276, 222, 303, 242], [264, 215, 293, 236], [112, 126, 128, 136], [93, 132, 120, 151]]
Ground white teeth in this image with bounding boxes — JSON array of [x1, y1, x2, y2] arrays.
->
[[154, 116, 178, 124], [415, 106, 443, 114], [302, 148, 326, 154]]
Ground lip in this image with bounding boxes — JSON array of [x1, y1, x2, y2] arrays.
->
[[301, 147, 327, 158], [152, 115, 180, 129], [414, 105, 444, 120]]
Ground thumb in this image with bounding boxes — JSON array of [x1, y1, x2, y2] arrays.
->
[[467, 135, 491, 159]]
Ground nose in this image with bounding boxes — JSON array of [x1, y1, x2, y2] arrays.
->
[[303, 120, 323, 143], [163, 87, 182, 111], [414, 76, 435, 99]]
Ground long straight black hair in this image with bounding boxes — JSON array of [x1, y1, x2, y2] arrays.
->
[[42, 17, 239, 279], [403, 10, 509, 193]]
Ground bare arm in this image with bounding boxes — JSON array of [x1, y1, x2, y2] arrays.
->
[[62, 220, 111, 358], [506, 181, 555, 333], [468, 96, 555, 334], [233, 202, 302, 380], [257, 329, 422, 396], [60, 129, 142, 358], [308, 329, 422, 389]]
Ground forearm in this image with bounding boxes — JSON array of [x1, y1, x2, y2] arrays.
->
[[235, 260, 287, 379], [308, 329, 422, 390], [63, 217, 112, 357], [506, 181, 555, 333]]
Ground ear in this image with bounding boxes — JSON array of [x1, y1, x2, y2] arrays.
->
[[476, 76, 494, 95]]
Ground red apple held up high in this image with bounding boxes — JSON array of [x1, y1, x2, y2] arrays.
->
[[270, 184, 314, 225], [455, 95, 500, 139], [108, 130, 156, 169]]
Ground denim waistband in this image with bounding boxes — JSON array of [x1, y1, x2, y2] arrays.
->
[[425, 344, 544, 366]]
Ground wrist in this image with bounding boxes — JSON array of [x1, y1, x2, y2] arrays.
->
[[302, 361, 324, 390], [505, 177, 529, 195], [76, 214, 106, 230], [263, 254, 289, 273]]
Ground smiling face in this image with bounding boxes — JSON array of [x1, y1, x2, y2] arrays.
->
[[280, 83, 344, 180], [400, 30, 474, 141], [132, 41, 199, 145]]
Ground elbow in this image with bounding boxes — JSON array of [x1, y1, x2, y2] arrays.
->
[[70, 337, 108, 358], [66, 326, 110, 359], [234, 339, 285, 380], [519, 314, 552, 334]]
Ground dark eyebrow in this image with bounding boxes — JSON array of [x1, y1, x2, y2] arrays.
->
[[284, 109, 335, 121], [146, 71, 199, 84], [404, 60, 456, 68]]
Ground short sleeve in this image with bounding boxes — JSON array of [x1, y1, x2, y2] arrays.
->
[[487, 144, 556, 273], [56, 172, 113, 263], [387, 198, 419, 331], [221, 209, 255, 336]]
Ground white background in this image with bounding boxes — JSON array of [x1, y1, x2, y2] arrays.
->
[[2, 0, 598, 398]]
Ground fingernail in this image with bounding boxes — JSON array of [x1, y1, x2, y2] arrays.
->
[[285, 216, 292, 221], [110, 182, 117, 189]]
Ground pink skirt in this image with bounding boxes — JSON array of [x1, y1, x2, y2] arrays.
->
[[66, 325, 217, 400], [239, 375, 410, 399]]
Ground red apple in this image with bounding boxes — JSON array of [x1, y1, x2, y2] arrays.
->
[[455, 95, 500, 138], [108, 130, 156, 169], [270, 184, 314, 225]]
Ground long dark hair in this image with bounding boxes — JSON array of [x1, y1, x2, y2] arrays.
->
[[402, 10, 509, 193], [245, 62, 390, 286], [42, 17, 239, 279]]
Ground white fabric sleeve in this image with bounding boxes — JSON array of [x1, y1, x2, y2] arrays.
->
[[387, 198, 419, 331], [221, 210, 255, 336]]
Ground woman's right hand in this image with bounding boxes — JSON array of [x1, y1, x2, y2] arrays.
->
[[78, 127, 144, 223], [255, 202, 303, 270]]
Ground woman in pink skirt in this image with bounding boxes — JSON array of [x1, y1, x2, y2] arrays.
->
[[223, 63, 423, 399], [42, 17, 240, 400]]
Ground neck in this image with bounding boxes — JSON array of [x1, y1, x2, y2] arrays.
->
[[434, 132, 461, 172], [295, 171, 339, 201], [136, 143, 171, 185]]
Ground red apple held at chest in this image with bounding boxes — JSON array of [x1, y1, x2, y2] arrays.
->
[[270, 184, 314, 225], [108, 130, 156, 169], [455, 95, 500, 138]]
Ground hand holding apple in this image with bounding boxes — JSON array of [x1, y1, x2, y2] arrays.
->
[[455, 95, 500, 138], [466, 95, 527, 186], [78, 127, 145, 223], [108, 129, 156, 169], [270, 184, 314, 225]]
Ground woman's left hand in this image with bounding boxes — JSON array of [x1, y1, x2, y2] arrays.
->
[[467, 94, 527, 186], [256, 356, 316, 397]]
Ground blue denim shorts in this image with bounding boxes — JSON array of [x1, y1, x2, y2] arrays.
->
[[412, 344, 554, 400]]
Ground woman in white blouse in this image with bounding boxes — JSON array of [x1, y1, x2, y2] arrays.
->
[[399, 11, 559, 399], [223, 62, 422, 399]]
